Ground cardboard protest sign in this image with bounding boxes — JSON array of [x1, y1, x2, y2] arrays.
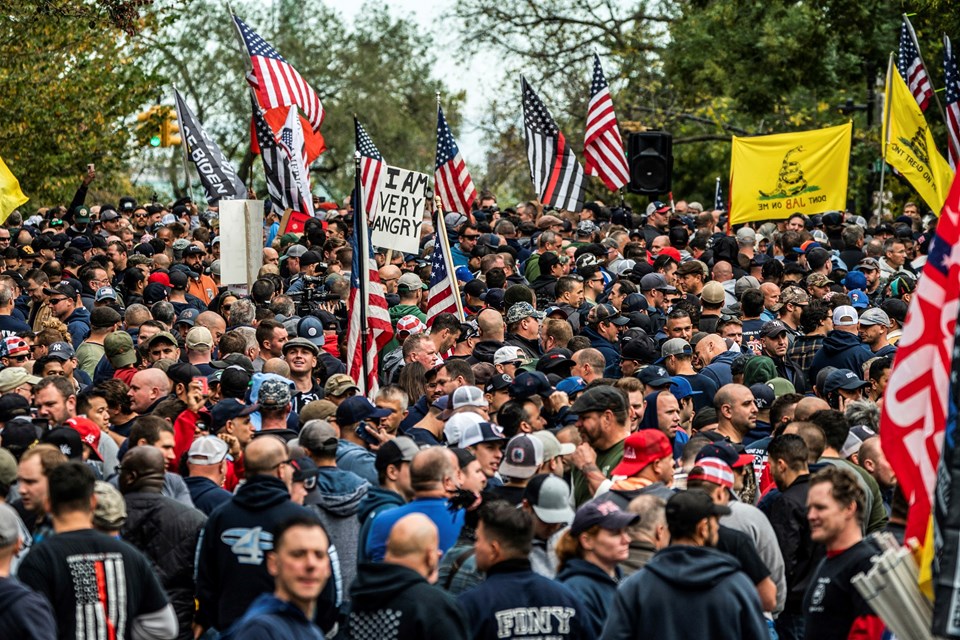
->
[[370, 166, 429, 254]]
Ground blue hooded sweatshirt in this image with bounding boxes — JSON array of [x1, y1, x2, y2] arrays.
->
[[222, 593, 323, 640], [639, 391, 688, 460], [556, 558, 621, 638], [808, 330, 874, 383]]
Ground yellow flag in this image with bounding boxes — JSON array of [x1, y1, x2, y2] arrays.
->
[[0, 155, 27, 223], [729, 123, 851, 225], [883, 65, 954, 214]]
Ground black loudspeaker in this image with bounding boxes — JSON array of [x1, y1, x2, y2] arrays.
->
[[627, 131, 673, 195]]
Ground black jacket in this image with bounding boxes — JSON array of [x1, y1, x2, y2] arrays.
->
[[0, 576, 57, 639], [503, 332, 542, 360], [344, 563, 468, 639], [600, 546, 768, 640], [808, 330, 874, 383], [530, 274, 558, 307], [466, 339, 503, 365], [121, 491, 207, 640], [758, 474, 824, 611], [195, 475, 327, 631]]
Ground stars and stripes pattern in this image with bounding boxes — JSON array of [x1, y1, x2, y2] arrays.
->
[[276, 106, 314, 218], [583, 54, 629, 191], [434, 105, 477, 216], [714, 177, 725, 211], [521, 76, 586, 212], [426, 213, 460, 327], [234, 14, 325, 132], [347, 122, 394, 397], [945, 35, 960, 170], [251, 97, 307, 214], [882, 169, 960, 545], [899, 18, 933, 112], [355, 118, 386, 221]]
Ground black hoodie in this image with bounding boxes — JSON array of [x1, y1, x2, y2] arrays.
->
[[195, 475, 335, 632], [0, 577, 57, 638], [345, 562, 468, 639], [601, 545, 768, 640]]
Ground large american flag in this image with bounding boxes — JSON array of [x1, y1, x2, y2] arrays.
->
[[583, 54, 629, 191], [347, 123, 394, 397], [945, 36, 960, 171], [426, 213, 461, 327], [882, 169, 960, 544], [355, 118, 386, 221], [899, 17, 934, 112], [435, 105, 477, 216], [251, 97, 310, 214], [234, 14, 324, 132], [521, 76, 586, 212]]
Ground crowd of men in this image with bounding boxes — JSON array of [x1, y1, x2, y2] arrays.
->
[[0, 169, 922, 639]]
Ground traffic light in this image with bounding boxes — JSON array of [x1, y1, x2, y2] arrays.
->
[[136, 106, 162, 147], [160, 109, 180, 147]]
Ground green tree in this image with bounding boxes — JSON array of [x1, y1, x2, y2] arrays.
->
[[0, 1, 163, 206], [145, 0, 465, 202]]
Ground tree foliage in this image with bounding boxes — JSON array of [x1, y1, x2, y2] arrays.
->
[[452, 0, 960, 213], [145, 0, 465, 201], [0, 1, 163, 205]]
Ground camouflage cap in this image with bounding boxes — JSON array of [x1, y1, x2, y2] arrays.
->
[[806, 272, 831, 288], [774, 285, 810, 310], [258, 377, 292, 408], [506, 302, 545, 324]]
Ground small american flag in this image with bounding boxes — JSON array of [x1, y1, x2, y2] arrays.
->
[[584, 54, 629, 191], [426, 213, 461, 327], [234, 14, 325, 132], [251, 97, 307, 214], [277, 106, 314, 218], [899, 17, 934, 112], [522, 76, 586, 212], [355, 118, 386, 221], [347, 120, 394, 397], [714, 177, 725, 212], [435, 105, 477, 216], [945, 36, 960, 170]]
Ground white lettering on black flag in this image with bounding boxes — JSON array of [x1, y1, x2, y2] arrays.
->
[[370, 166, 428, 254], [174, 89, 247, 205]]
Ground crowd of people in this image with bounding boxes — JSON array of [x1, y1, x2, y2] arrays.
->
[[0, 168, 922, 639]]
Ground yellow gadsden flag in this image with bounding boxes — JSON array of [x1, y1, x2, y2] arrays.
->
[[883, 65, 954, 214], [0, 155, 27, 223], [729, 122, 851, 225]]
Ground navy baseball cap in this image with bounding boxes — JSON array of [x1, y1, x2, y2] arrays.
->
[[336, 396, 391, 425], [508, 371, 553, 400], [638, 365, 672, 387]]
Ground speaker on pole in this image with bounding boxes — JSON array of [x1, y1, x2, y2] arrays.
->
[[627, 131, 673, 195]]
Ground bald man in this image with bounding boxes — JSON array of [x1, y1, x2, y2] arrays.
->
[[196, 311, 227, 346], [348, 514, 468, 638], [196, 435, 338, 634], [128, 368, 172, 414], [712, 260, 737, 306], [469, 308, 505, 366], [696, 333, 736, 387], [379, 265, 402, 295], [793, 396, 830, 422]]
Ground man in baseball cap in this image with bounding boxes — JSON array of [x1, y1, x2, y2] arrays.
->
[[605, 430, 675, 502], [184, 436, 232, 515]]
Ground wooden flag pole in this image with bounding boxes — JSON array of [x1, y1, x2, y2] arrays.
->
[[434, 195, 466, 322], [878, 53, 894, 222]]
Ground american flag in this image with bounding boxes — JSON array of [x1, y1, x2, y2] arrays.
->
[[899, 17, 934, 112], [355, 118, 386, 221], [521, 76, 586, 212], [714, 176, 725, 211], [945, 36, 960, 170], [435, 105, 477, 216], [583, 54, 629, 191], [426, 213, 462, 327], [882, 169, 960, 545], [251, 97, 309, 214], [277, 106, 314, 218], [234, 14, 325, 132], [347, 123, 394, 397]]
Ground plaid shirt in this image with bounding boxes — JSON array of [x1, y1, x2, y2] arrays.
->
[[788, 334, 824, 379]]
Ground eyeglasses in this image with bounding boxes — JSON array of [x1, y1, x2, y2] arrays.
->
[[222, 304, 233, 312], [8, 355, 27, 362], [48, 298, 67, 305], [461, 234, 480, 240]]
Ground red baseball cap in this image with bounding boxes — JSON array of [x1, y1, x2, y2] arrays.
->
[[65, 417, 103, 461], [612, 430, 673, 477], [147, 272, 171, 287]]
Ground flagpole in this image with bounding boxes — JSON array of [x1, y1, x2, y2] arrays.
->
[[904, 14, 950, 131], [945, 35, 960, 165], [171, 87, 194, 201], [878, 53, 894, 223], [354, 148, 371, 394], [433, 196, 466, 322]]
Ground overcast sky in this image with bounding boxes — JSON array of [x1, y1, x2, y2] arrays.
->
[[324, 0, 500, 168]]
